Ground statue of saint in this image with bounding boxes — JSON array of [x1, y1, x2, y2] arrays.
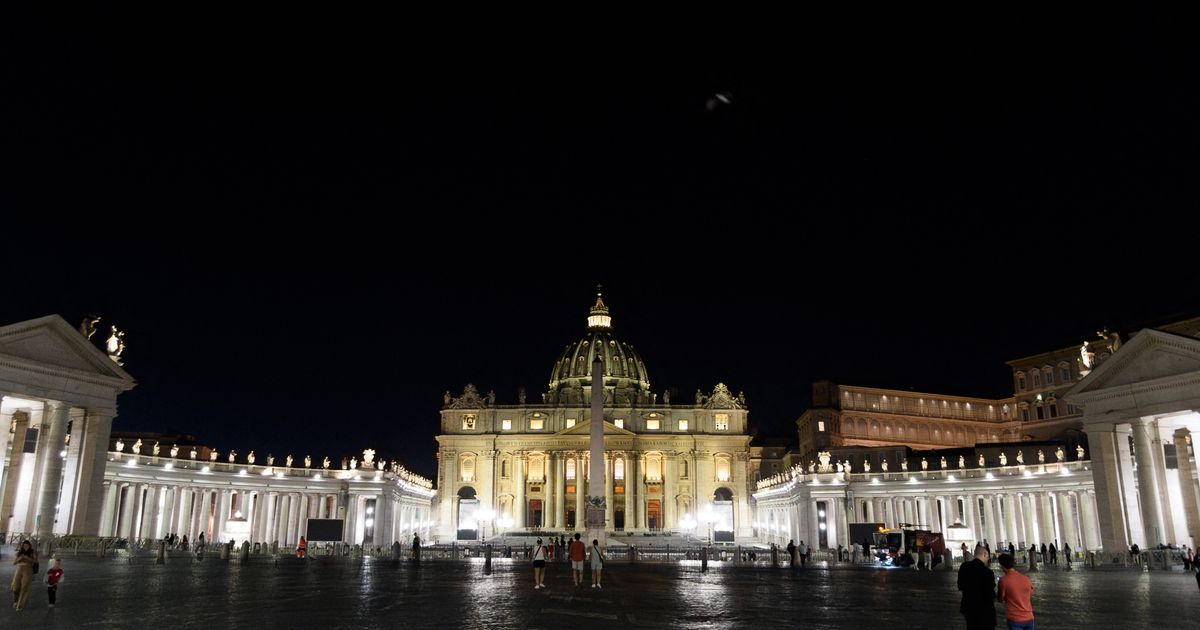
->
[[132, 439, 142, 455], [939, 456, 947, 469], [1080, 341, 1094, 370], [190, 447, 197, 460], [286, 454, 293, 467], [322, 456, 330, 469], [737, 391, 747, 406], [978, 453, 985, 467], [1055, 446, 1065, 462], [266, 454, 275, 466], [486, 390, 496, 405], [304, 455, 311, 468], [835, 461, 843, 473], [443, 391, 452, 406], [210, 450, 219, 462], [105, 325, 126, 365], [999, 452, 1007, 466], [229, 450, 237, 463], [517, 387, 527, 405], [844, 460, 853, 473], [921, 458, 928, 471], [958, 455, 965, 469], [695, 389, 707, 405], [115, 438, 125, 453], [153, 442, 161, 456], [807, 461, 816, 473], [863, 460, 871, 472], [79, 315, 101, 339], [363, 449, 376, 467], [1098, 327, 1122, 353], [377, 460, 385, 471], [1076, 445, 1085, 460], [247, 451, 256, 465], [170, 444, 179, 458], [881, 459, 889, 472], [663, 390, 671, 404], [900, 459, 908, 471], [1017, 450, 1025, 465], [350, 457, 358, 470], [1037, 449, 1045, 464]]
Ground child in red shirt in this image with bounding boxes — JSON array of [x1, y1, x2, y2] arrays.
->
[[46, 558, 64, 607]]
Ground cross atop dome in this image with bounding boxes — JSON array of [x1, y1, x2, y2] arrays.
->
[[587, 285, 612, 329]]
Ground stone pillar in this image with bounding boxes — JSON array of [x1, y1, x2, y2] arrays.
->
[[809, 499, 820, 549], [1038, 493, 1055, 547], [546, 452, 557, 530], [575, 452, 586, 531], [1174, 429, 1200, 548], [1152, 423, 1178, 544], [0, 410, 30, 533], [214, 489, 231, 543], [160, 487, 177, 539], [99, 481, 119, 536], [139, 485, 160, 541], [987, 495, 1002, 547], [514, 452, 526, 529], [71, 409, 116, 535], [1131, 419, 1170, 546], [624, 452, 635, 531], [1020, 494, 1037, 547], [117, 484, 137, 539], [54, 409, 86, 535], [175, 486, 192, 537], [1003, 495, 1019, 549], [1087, 422, 1136, 551], [288, 493, 302, 546], [1079, 490, 1101, 550], [34, 400, 71, 538], [663, 454, 676, 529], [275, 494, 290, 544], [297, 493, 310, 541], [196, 489, 212, 541], [1057, 492, 1077, 550], [605, 452, 615, 530]]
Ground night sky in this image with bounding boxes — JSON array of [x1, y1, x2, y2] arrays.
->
[[4, 9, 1197, 478]]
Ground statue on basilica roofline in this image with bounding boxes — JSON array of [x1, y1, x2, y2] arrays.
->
[[322, 456, 330, 469], [1017, 450, 1025, 465], [377, 459, 385, 471], [153, 442, 161, 456], [807, 461, 816, 473], [695, 389, 707, 406], [247, 451, 256, 465], [115, 438, 125, 453], [663, 390, 670, 404], [863, 459, 871, 473], [921, 458, 928, 471], [999, 452, 1007, 466], [229, 450, 237, 463], [350, 457, 358, 470], [170, 444, 179, 458], [958, 455, 965, 469], [978, 453, 985, 467], [939, 456, 947, 469], [304, 455, 311, 468], [190, 447, 197, 459], [1037, 450, 1045, 464], [1055, 446, 1064, 462], [286, 454, 293, 468], [210, 450, 219, 462], [844, 460, 853, 473], [267, 454, 275, 466], [486, 390, 496, 406], [443, 391, 452, 407], [517, 386, 527, 405], [79, 314, 101, 340], [132, 439, 142, 455], [881, 459, 889, 472], [900, 459, 908, 472]]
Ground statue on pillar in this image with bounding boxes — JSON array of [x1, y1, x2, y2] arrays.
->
[[921, 458, 928, 471], [304, 455, 312, 468], [170, 444, 179, 458], [807, 461, 816, 473], [900, 459, 908, 471], [132, 439, 142, 455], [79, 315, 101, 339], [999, 452, 1007, 466], [1098, 327, 1122, 354], [1037, 449, 1045, 464], [662, 390, 670, 404], [322, 456, 331, 469], [350, 457, 358, 470], [153, 442, 161, 456], [958, 455, 965, 469], [978, 453, 985, 467], [228, 450, 237, 463], [1078, 341, 1095, 373], [190, 447, 197, 459], [695, 389, 707, 406], [517, 386, 527, 405], [1076, 445, 1085, 460], [1055, 446, 1064, 462], [247, 451, 256, 465], [105, 325, 126, 366], [377, 459, 385, 471], [286, 454, 293, 468], [363, 449, 376, 468], [835, 461, 843, 473], [844, 459, 853, 473], [486, 390, 496, 406], [210, 450, 219, 462], [881, 459, 888, 472], [939, 456, 947, 469], [443, 391, 452, 407], [1017, 450, 1025, 465], [863, 459, 871, 472], [115, 438, 125, 453], [737, 391, 747, 407], [266, 454, 275, 466]]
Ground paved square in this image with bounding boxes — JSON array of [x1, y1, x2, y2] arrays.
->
[[2, 556, 1198, 628]]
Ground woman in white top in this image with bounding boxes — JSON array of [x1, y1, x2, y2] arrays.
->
[[532, 539, 548, 589], [589, 539, 605, 588]]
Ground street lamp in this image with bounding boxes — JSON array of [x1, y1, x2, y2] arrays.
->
[[497, 514, 513, 541], [700, 506, 719, 545], [679, 513, 697, 540]]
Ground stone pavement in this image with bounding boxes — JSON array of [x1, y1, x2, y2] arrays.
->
[[1, 556, 1197, 629]]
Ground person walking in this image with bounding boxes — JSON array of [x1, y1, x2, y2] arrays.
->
[[1048, 542, 1057, 565], [997, 553, 1034, 630], [589, 539, 605, 589], [798, 541, 809, 567], [957, 544, 996, 630], [569, 534, 587, 586], [531, 538, 548, 589], [297, 536, 308, 559], [962, 542, 971, 563], [786, 540, 796, 568], [46, 558, 64, 608], [1039, 543, 1047, 565], [10, 539, 38, 611], [1063, 542, 1072, 568]]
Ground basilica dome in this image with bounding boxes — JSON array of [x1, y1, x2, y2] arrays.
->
[[545, 293, 653, 406]]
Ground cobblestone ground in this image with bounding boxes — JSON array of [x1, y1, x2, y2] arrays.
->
[[2, 555, 1198, 629]]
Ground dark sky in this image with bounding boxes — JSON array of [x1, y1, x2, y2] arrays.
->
[[3, 8, 1198, 477]]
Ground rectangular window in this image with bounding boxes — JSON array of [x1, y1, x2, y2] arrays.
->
[[817, 421, 825, 432], [461, 414, 476, 430], [501, 419, 512, 431], [1045, 371, 1054, 385], [715, 413, 729, 431], [1021, 408, 1029, 421], [1036, 406, 1045, 420], [1049, 404, 1058, 418], [566, 418, 576, 428], [678, 419, 689, 431], [1060, 367, 1070, 382], [614, 419, 624, 429], [646, 418, 660, 430], [530, 418, 544, 430], [22, 427, 39, 454], [566, 458, 576, 480]]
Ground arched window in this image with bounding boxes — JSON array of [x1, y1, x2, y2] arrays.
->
[[459, 454, 476, 482], [1043, 367, 1054, 386], [1031, 370, 1041, 388], [1016, 373, 1025, 391], [614, 457, 625, 481], [501, 458, 509, 478], [566, 457, 576, 480], [680, 460, 689, 478], [714, 454, 732, 482], [646, 453, 663, 482]]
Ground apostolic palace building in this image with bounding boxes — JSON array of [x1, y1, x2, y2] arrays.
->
[[1, 300, 1198, 560]]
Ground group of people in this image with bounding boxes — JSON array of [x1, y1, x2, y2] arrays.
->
[[9, 540, 65, 612], [531, 533, 605, 589], [785, 540, 811, 567], [959, 544, 1035, 630]]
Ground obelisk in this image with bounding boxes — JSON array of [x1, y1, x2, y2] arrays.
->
[[587, 348, 606, 547]]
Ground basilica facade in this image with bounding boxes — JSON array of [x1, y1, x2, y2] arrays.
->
[[434, 295, 753, 541]]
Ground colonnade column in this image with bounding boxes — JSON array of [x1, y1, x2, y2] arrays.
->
[[1173, 428, 1200, 548], [1079, 490, 1100, 550], [604, 452, 614, 530], [98, 482, 119, 536], [623, 452, 634, 531], [514, 452, 526, 529], [1003, 495, 1019, 548], [34, 401, 71, 539], [1131, 419, 1170, 546], [574, 452, 585, 531]]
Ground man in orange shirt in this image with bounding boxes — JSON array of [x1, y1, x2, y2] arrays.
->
[[568, 533, 588, 587], [997, 553, 1035, 630]]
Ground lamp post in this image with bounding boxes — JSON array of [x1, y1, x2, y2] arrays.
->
[[476, 507, 495, 543], [701, 506, 719, 545], [679, 513, 697, 542]]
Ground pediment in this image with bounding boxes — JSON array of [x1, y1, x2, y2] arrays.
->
[[0, 315, 134, 383], [1067, 329, 1200, 400], [553, 419, 637, 437]]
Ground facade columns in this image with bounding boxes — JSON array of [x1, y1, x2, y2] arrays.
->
[[118, 483, 137, 538], [195, 489, 212, 541], [546, 452, 558, 530], [574, 452, 585, 531], [623, 452, 634, 531], [604, 452, 615, 529], [1131, 419, 1171, 545], [1079, 490, 1101, 550], [663, 454, 676, 529], [1003, 495, 1019, 548], [1086, 422, 1136, 551], [139, 485, 160, 541], [214, 489, 230, 543], [514, 452, 526, 529], [1020, 494, 1037, 547], [69, 410, 117, 535], [1037, 492, 1055, 547], [1173, 428, 1200, 548], [34, 400, 71, 538], [99, 481, 119, 536]]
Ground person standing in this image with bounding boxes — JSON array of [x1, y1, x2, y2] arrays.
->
[[46, 558, 64, 608], [412, 533, 421, 564], [1039, 543, 1047, 565], [531, 539, 548, 589], [997, 553, 1034, 630], [1048, 542, 1057, 565], [297, 536, 308, 559], [10, 539, 38, 611], [957, 544, 996, 630], [798, 541, 809, 567], [1063, 542, 1072, 568], [786, 540, 796, 568], [589, 539, 605, 589], [569, 534, 587, 586]]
